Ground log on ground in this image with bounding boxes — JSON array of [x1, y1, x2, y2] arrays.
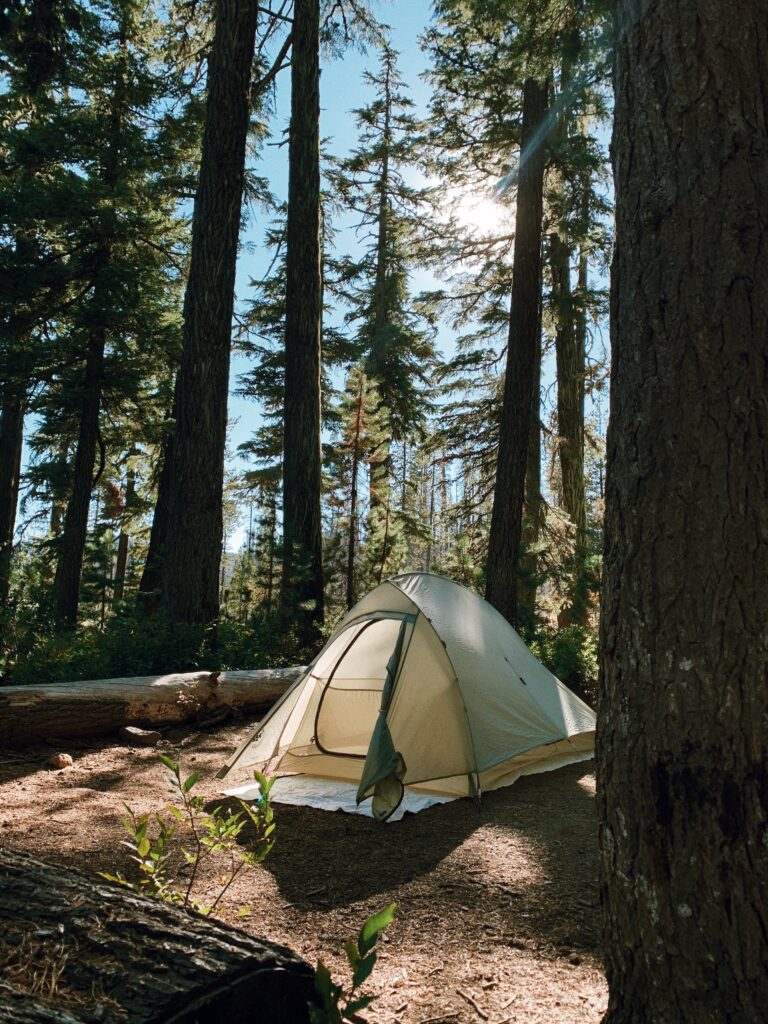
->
[[0, 667, 305, 747], [0, 845, 315, 1024]]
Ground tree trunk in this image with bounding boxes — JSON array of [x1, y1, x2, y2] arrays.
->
[[0, 665, 304, 747], [139, 398, 176, 611], [280, 0, 324, 635], [265, 491, 277, 613], [0, 846, 314, 1024], [160, 0, 259, 627], [485, 78, 548, 626], [51, 12, 130, 628], [345, 370, 365, 609], [52, 326, 106, 626], [551, 229, 587, 626], [518, 325, 542, 616], [597, 3, 768, 1021], [112, 466, 135, 606], [426, 460, 436, 571], [0, 389, 25, 608]]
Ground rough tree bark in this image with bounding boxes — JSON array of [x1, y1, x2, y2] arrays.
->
[[0, 390, 25, 608], [0, 846, 315, 1024], [485, 77, 548, 626], [0, 665, 303, 747], [159, 0, 259, 627], [597, 2, 768, 1021], [280, 0, 324, 633]]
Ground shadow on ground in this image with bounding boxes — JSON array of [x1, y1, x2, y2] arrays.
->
[[249, 763, 600, 958]]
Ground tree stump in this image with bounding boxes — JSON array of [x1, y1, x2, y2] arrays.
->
[[0, 846, 315, 1023]]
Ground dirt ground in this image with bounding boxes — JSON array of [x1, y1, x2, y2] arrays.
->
[[0, 720, 607, 1024]]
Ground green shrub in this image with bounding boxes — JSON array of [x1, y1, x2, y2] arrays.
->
[[531, 623, 599, 707], [2, 608, 317, 685], [101, 756, 275, 916]]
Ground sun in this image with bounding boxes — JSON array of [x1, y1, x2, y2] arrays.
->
[[450, 186, 514, 237]]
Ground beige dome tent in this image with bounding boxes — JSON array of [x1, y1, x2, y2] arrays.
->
[[218, 572, 595, 820]]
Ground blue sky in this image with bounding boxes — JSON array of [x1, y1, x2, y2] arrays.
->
[[228, 0, 439, 477]]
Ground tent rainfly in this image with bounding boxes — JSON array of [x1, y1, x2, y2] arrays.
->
[[218, 573, 596, 820]]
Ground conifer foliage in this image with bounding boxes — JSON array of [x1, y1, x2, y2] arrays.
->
[[1, 1, 609, 698]]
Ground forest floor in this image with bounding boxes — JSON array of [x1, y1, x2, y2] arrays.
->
[[0, 720, 607, 1024]]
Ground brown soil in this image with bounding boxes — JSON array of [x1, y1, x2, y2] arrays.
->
[[0, 722, 607, 1023]]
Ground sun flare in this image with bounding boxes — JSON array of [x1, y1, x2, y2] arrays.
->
[[450, 187, 514, 236]]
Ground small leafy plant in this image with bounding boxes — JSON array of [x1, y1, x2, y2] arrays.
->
[[101, 755, 275, 915], [310, 903, 397, 1024]]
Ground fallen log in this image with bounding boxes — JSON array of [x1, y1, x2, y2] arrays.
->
[[0, 667, 305, 747], [0, 845, 315, 1024]]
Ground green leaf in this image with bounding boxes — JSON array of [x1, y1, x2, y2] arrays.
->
[[314, 960, 333, 1001], [159, 754, 178, 774], [182, 771, 201, 794], [237, 906, 251, 918], [137, 837, 151, 858], [351, 951, 376, 989], [344, 940, 360, 968], [358, 903, 396, 955], [346, 995, 376, 1015]]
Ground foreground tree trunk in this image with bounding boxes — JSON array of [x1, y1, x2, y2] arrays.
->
[[0, 847, 314, 1024], [485, 78, 548, 626], [160, 0, 259, 626], [597, 3, 768, 1022], [0, 389, 25, 608], [280, 0, 324, 634]]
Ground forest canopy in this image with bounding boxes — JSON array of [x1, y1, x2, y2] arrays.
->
[[0, 0, 611, 689]]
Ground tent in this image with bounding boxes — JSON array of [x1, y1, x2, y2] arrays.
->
[[218, 572, 596, 820]]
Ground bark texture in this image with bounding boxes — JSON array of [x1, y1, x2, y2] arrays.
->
[[0, 665, 304, 747], [281, 0, 324, 632], [485, 78, 548, 626], [0, 846, 315, 1024], [0, 390, 25, 607], [597, 2, 768, 1021], [161, 0, 259, 626]]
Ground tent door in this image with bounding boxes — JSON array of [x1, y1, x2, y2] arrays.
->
[[314, 615, 411, 759]]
